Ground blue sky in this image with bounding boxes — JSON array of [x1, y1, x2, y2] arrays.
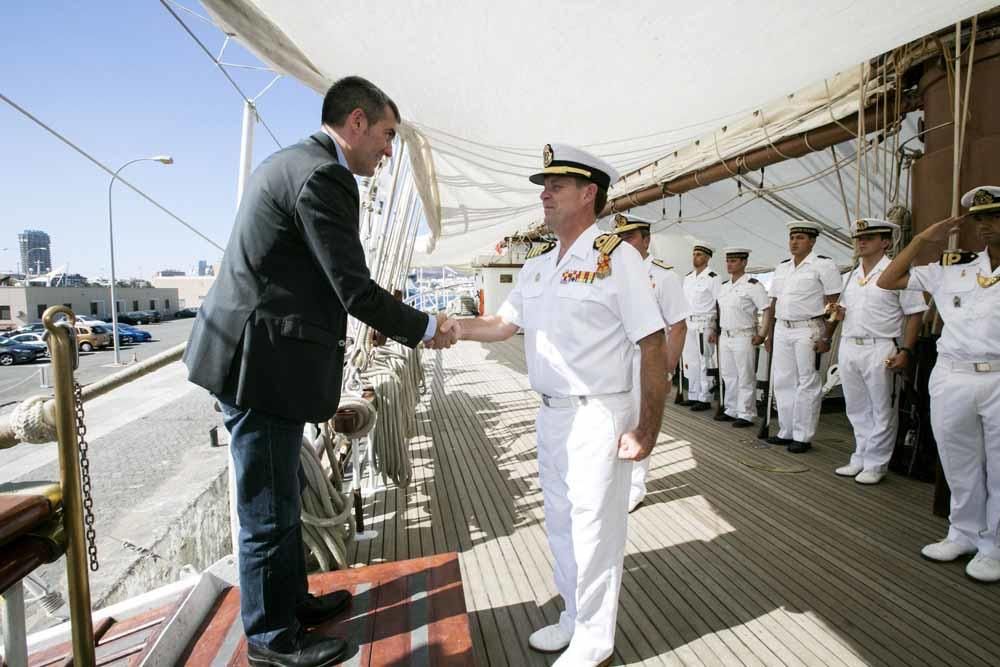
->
[[1, 1, 320, 279]]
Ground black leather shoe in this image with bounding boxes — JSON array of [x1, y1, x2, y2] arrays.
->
[[690, 402, 711, 412], [713, 413, 735, 422], [678, 399, 695, 407], [248, 633, 348, 667], [788, 440, 812, 453], [296, 591, 352, 626], [765, 435, 792, 445], [731, 419, 753, 428]]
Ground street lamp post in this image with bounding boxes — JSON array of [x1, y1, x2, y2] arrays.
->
[[108, 156, 173, 365]]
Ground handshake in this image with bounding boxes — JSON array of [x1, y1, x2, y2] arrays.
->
[[424, 312, 463, 350]]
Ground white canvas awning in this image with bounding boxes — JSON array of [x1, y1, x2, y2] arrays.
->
[[200, 0, 993, 269]]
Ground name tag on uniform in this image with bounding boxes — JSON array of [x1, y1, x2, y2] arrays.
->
[[561, 270, 595, 284]]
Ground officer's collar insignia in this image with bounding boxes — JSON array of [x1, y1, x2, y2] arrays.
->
[[941, 249, 978, 267], [542, 143, 554, 167], [977, 272, 1000, 288], [593, 233, 622, 278], [973, 189, 995, 207], [652, 258, 673, 270], [561, 270, 595, 284], [526, 240, 556, 259]]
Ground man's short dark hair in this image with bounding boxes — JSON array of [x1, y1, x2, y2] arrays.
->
[[570, 175, 608, 215], [321, 76, 400, 128]]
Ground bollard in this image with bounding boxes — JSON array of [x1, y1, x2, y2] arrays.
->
[[39, 365, 51, 388], [209, 425, 220, 447]]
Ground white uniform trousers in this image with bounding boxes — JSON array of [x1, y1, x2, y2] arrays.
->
[[537, 392, 635, 663], [719, 334, 756, 420], [683, 324, 714, 402], [772, 322, 823, 443], [628, 357, 647, 508], [929, 361, 1000, 559], [839, 339, 898, 473]]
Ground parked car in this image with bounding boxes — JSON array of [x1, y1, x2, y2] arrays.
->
[[174, 307, 198, 319], [74, 324, 112, 352], [0, 339, 46, 366], [117, 324, 152, 342], [7, 332, 50, 355], [16, 323, 46, 334]]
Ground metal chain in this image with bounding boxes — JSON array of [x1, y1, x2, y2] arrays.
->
[[73, 381, 99, 571]]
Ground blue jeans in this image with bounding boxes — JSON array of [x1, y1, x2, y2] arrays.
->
[[218, 396, 309, 652]]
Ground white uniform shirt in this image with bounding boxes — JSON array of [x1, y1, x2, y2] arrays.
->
[[647, 257, 690, 326], [768, 251, 842, 321], [840, 255, 927, 339], [907, 253, 1000, 361], [497, 224, 665, 396], [683, 268, 722, 316], [718, 274, 769, 330]]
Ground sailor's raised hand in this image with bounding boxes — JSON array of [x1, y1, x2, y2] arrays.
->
[[918, 215, 967, 244]]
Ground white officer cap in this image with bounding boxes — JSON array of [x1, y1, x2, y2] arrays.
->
[[692, 242, 715, 257], [529, 143, 620, 190], [611, 212, 654, 234], [961, 186, 1000, 213], [723, 247, 751, 258], [786, 220, 821, 237], [851, 218, 899, 238]]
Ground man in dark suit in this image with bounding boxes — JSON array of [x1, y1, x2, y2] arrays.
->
[[184, 76, 455, 667]]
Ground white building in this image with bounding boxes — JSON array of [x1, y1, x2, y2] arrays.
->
[[0, 285, 180, 330]]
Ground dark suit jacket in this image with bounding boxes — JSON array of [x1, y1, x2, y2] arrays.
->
[[184, 131, 429, 423]]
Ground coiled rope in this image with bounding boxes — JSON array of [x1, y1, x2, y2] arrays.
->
[[299, 426, 354, 571]]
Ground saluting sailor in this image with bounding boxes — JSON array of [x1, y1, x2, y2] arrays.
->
[[613, 212, 690, 512], [829, 219, 927, 485], [710, 247, 769, 428], [760, 221, 842, 452], [682, 243, 722, 411], [448, 144, 669, 663], [879, 186, 1000, 583]]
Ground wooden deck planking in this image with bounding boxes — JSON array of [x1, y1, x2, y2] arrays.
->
[[347, 339, 1000, 666]]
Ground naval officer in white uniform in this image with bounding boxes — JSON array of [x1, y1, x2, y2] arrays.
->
[[760, 221, 842, 452], [448, 144, 669, 662], [682, 243, 722, 411], [879, 186, 1000, 583], [612, 212, 690, 512], [829, 219, 926, 485], [711, 247, 769, 427]]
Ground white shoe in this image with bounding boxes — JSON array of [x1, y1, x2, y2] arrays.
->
[[965, 553, 1000, 583], [627, 493, 645, 513], [528, 624, 572, 653], [854, 470, 884, 485], [921, 539, 976, 562], [835, 463, 863, 477]]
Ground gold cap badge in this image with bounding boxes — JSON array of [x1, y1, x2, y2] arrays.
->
[[542, 144, 554, 167], [973, 189, 995, 207]]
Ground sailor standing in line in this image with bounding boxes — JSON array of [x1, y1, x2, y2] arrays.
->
[[710, 247, 769, 428], [829, 219, 927, 485], [879, 186, 1000, 583], [682, 243, 722, 411], [759, 221, 842, 452], [612, 212, 690, 512], [447, 144, 669, 663]]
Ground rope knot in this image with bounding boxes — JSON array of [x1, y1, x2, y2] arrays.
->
[[12, 395, 57, 444]]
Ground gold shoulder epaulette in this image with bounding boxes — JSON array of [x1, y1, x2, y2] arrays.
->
[[593, 233, 622, 255], [941, 249, 978, 266], [651, 258, 673, 270], [526, 241, 556, 259]]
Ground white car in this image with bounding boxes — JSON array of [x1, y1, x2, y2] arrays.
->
[[7, 332, 49, 355]]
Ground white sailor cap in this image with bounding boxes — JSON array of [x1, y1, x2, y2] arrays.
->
[[692, 242, 715, 257], [961, 186, 1000, 213], [786, 220, 821, 237], [851, 218, 899, 238], [611, 212, 654, 234], [723, 247, 751, 258], [530, 143, 620, 190]]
